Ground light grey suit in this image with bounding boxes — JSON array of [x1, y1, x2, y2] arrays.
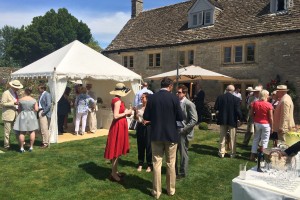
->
[[176, 97, 198, 177]]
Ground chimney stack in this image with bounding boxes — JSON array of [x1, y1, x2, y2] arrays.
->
[[132, 0, 143, 18]]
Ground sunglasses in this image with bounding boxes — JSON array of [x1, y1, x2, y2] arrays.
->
[[176, 91, 182, 94]]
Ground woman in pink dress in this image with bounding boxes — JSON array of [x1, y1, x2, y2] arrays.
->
[[104, 83, 132, 182]]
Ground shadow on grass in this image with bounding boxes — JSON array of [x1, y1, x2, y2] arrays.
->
[[79, 161, 152, 196], [190, 144, 218, 157]]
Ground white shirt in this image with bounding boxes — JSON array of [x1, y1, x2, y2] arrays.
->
[[233, 92, 242, 101], [39, 91, 46, 109]]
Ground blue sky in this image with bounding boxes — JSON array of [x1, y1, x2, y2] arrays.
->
[[0, 0, 186, 48]]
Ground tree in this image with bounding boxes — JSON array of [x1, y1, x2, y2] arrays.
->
[[87, 37, 102, 52], [0, 25, 21, 67], [8, 8, 93, 66]]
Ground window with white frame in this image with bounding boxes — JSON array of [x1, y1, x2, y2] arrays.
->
[[223, 44, 256, 64], [148, 53, 161, 67], [123, 55, 134, 68], [190, 10, 213, 27], [270, 0, 293, 13], [178, 50, 195, 66]]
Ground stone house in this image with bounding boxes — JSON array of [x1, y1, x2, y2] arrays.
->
[[102, 0, 300, 120]]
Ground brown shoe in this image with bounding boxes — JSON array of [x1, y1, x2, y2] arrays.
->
[[40, 144, 49, 149]]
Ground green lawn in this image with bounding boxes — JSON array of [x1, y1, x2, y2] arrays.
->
[[0, 118, 256, 200]]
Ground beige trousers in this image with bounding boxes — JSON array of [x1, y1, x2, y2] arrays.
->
[[151, 141, 177, 199], [219, 125, 236, 156], [3, 121, 14, 148], [88, 110, 97, 132], [38, 112, 50, 144]]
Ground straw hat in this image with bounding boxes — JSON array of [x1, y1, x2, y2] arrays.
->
[[246, 87, 254, 91], [110, 83, 131, 97], [276, 85, 289, 91], [9, 80, 23, 89], [253, 86, 262, 92]]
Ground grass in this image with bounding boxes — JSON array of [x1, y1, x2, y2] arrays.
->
[[0, 117, 256, 200]]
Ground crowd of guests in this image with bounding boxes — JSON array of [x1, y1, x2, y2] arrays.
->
[[1, 80, 98, 152], [1, 78, 297, 199], [214, 83, 295, 161]]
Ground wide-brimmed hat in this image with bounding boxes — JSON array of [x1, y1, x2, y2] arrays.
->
[[9, 80, 23, 89], [253, 86, 262, 92], [246, 87, 254, 91], [110, 83, 131, 97], [276, 85, 289, 91]]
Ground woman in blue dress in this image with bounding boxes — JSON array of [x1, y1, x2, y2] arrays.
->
[[13, 88, 39, 153]]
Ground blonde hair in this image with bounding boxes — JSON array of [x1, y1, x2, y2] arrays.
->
[[259, 89, 269, 101]]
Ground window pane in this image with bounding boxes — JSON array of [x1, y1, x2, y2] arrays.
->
[[235, 46, 243, 62], [205, 11, 211, 24], [129, 56, 134, 68], [188, 50, 194, 65], [123, 56, 128, 67], [246, 44, 255, 62], [277, 0, 285, 11], [155, 53, 161, 67], [179, 51, 185, 65], [193, 14, 197, 26], [224, 47, 231, 63], [149, 54, 153, 67]]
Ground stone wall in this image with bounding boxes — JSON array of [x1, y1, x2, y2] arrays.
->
[[106, 32, 300, 122]]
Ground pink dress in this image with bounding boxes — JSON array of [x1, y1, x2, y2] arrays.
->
[[104, 97, 129, 159]]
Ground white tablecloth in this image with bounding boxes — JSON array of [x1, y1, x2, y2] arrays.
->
[[232, 169, 300, 200]]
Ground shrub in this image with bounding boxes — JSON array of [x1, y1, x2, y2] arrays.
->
[[198, 122, 208, 130]]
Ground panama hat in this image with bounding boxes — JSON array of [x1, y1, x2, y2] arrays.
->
[[9, 80, 23, 89], [110, 83, 131, 97], [246, 87, 254, 91], [276, 85, 289, 91], [253, 86, 262, 92]]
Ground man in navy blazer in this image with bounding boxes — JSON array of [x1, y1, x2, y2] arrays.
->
[[143, 77, 183, 199], [214, 85, 242, 158], [38, 83, 52, 148]]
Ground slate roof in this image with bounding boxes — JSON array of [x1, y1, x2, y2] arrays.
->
[[104, 0, 300, 53]]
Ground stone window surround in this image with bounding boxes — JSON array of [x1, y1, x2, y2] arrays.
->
[[221, 42, 256, 65], [121, 54, 134, 68], [146, 50, 162, 68], [177, 48, 195, 66]]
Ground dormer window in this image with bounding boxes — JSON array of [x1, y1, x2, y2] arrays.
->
[[188, 0, 217, 28], [191, 10, 212, 27], [270, 0, 294, 13]]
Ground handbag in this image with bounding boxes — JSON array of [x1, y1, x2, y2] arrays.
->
[[129, 120, 138, 130]]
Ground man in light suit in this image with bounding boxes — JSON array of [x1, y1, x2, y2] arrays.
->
[[273, 85, 295, 142], [37, 83, 52, 148], [1, 80, 23, 149], [214, 85, 242, 158], [143, 77, 183, 199], [175, 84, 198, 180]]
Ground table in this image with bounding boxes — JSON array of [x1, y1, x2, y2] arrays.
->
[[232, 168, 300, 200]]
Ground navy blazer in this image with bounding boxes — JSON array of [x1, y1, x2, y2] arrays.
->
[[143, 89, 183, 143], [214, 92, 242, 128]]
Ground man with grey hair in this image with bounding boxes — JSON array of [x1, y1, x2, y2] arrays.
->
[[214, 85, 242, 158]]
